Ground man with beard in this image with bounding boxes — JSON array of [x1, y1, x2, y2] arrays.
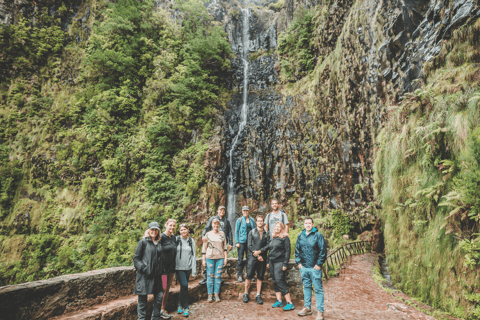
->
[[242, 214, 269, 305]]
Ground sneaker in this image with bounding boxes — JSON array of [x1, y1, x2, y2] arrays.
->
[[207, 294, 213, 303], [237, 276, 243, 282], [177, 306, 183, 314], [183, 308, 189, 317], [214, 294, 221, 302], [160, 310, 171, 319], [298, 307, 312, 316], [199, 277, 207, 285], [283, 303, 295, 311], [272, 300, 284, 308], [316, 311, 324, 320], [255, 295, 263, 305], [243, 293, 249, 303]]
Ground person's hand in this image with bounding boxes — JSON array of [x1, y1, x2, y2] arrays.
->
[[282, 266, 287, 271], [236, 243, 240, 248], [202, 259, 206, 267], [228, 245, 233, 251], [313, 265, 321, 270], [202, 236, 207, 243], [266, 264, 269, 269], [253, 250, 261, 257], [297, 264, 303, 269], [258, 256, 264, 262]]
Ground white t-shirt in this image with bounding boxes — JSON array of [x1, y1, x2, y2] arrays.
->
[[266, 211, 289, 236]]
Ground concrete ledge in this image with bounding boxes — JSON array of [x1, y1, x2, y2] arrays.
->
[[0, 259, 303, 320]]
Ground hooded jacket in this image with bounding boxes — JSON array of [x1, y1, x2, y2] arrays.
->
[[235, 216, 256, 244], [133, 237, 163, 295], [294, 227, 327, 269]]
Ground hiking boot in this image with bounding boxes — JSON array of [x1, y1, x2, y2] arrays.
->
[[183, 308, 189, 317], [160, 310, 171, 319], [237, 276, 243, 282], [177, 306, 183, 314], [272, 300, 283, 308], [214, 294, 221, 302], [255, 295, 263, 305], [199, 277, 207, 285], [283, 302, 295, 311], [207, 295, 213, 303], [243, 293, 249, 303], [316, 311, 324, 320], [298, 307, 312, 316]]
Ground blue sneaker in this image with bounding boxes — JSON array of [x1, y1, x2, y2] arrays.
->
[[283, 302, 295, 311], [183, 308, 189, 317], [272, 300, 284, 308], [177, 306, 183, 314]]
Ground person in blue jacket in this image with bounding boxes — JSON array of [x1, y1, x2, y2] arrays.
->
[[295, 217, 327, 320], [235, 206, 256, 282]]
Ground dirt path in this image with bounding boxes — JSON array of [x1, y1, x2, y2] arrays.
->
[[180, 253, 436, 320]]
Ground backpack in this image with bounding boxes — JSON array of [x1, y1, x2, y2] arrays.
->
[[176, 236, 194, 259]]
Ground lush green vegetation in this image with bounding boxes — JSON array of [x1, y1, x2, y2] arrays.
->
[[373, 19, 480, 319], [0, 0, 232, 285]]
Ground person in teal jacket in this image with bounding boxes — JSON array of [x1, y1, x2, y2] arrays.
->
[[295, 217, 327, 320], [235, 206, 256, 282]]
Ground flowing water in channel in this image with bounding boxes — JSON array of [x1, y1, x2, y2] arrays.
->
[[227, 8, 250, 230]]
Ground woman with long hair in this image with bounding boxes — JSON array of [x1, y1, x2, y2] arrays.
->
[[267, 221, 294, 311], [133, 222, 167, 320], [175, 224, 196, 317], [202, 218, 228, 302], [160, 219, 177, 318]]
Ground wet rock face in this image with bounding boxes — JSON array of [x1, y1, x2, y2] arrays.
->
[[208, 0, 480, 221], [377, 0, 480, 93]]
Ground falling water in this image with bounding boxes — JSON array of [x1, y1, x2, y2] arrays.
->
[[227, 8, 250, 230]]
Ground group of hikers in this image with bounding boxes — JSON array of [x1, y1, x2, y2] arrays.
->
[[133, 199, 327, 320]]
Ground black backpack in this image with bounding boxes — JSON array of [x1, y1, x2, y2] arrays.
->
[[176, 236, 194, 259]]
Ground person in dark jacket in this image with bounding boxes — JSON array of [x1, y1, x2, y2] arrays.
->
[[160, 219, 177, 319], [295, 217, 327, 320], [200, 206, 233, 285], [243, 214, 270, 305], [133, 222, 168, 320], [267, 221, 294, 311], [235, 206, 256, 282]]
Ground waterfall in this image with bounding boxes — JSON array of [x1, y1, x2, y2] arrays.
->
[[227, 8, 250, 230]]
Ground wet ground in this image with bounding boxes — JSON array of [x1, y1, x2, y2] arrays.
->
[[168, 253, 437, 320]]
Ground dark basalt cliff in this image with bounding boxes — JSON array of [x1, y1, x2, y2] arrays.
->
[[184, 0, 479, 229]]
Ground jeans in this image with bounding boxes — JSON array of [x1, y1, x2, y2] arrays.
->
[[175, 270, 191, 309], [237, 243, 247, 277], [206, 258, 224, 294], [300, 267, 324, 312], [137, 291, 163, 320]]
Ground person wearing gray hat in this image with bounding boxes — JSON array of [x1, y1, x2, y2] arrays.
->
[[200, 206, 233, 285], [235, 206, 255, 282], [134, 222, 170, 319]]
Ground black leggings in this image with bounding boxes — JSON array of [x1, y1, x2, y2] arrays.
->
[[270, 261, 289, 295]]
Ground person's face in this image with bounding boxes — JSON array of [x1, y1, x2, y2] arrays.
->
[[150, 228, 159, 238], [271, 200, 278, 211], [166, 221, 176, 234], [304, 219, 313, 232], [218, 208, 226, 218], [212, 221, 220, 231], [242, 210, 249, 217], [180, 226, 189, 238], [256, 217, 264, 229], [274, 223, 281, 234]]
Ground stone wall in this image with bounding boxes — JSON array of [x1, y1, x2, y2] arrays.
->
[[0, 259, 303, 320]]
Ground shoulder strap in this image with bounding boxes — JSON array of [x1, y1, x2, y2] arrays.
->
[[265, 213, 270, 224]]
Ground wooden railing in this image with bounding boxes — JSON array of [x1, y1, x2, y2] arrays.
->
[[322, 240, 371, 280]]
